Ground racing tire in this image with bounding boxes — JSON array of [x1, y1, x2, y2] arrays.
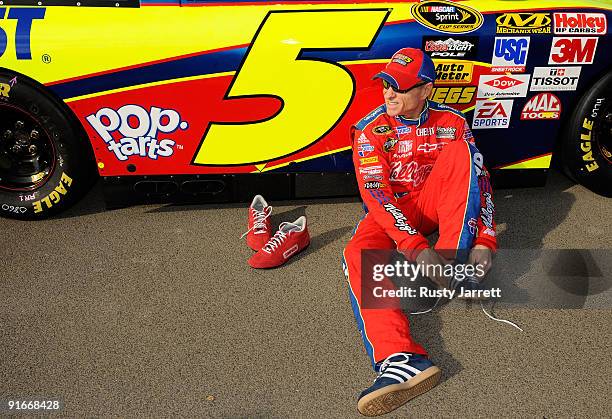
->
[[561, 70, 612, 197], [0, 69, 97, 220]]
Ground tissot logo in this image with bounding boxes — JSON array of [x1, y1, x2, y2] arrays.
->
[[530, 66, 581, 91], [496, 13, 551, 33], [411, 0, 483, 34]]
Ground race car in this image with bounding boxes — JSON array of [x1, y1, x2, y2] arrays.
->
[[0, 0, 610, 219]]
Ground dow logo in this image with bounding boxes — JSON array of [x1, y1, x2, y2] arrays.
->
[[0, 8, 46, 60]]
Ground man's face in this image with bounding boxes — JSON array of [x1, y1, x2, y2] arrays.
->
[[383, 82, 432, 118]]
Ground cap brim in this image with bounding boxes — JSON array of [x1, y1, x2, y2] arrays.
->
[[372, 71, 400, 89]]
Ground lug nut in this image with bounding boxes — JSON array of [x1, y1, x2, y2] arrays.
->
[[3, 130, 12, 140], [28, 145, 38, 153], [11, 145, 20, 153], [15, 121, 24, 130], [30, 130, 39, 140], [606, 113, 612, 123]]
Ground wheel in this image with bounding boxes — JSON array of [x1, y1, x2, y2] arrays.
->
[[561, 70, 612, 197], [0, 69, 96, 219]]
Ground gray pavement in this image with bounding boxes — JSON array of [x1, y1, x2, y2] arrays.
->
[[1, 170, 611, 417]]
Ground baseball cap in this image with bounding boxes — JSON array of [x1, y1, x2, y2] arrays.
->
[[373, 48, 436, 91]]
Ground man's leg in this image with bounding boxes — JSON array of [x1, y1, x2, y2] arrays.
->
[[342, 213, 427, 369]]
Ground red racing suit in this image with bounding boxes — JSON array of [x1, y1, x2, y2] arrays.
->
[[342, 99, 497, 368]]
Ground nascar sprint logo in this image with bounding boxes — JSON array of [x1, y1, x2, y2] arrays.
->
[[411, 0, 483, 34]]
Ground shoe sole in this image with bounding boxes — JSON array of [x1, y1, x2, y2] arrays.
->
[[357, 366, 441, 417]]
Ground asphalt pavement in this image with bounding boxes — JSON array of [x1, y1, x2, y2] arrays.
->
[[1, 170, 611, 417]]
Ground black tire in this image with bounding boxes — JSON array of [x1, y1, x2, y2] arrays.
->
[[0, 69, 96, 220], [562, 70, 612, 198]]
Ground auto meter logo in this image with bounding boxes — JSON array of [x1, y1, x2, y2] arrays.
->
[[521, 93, 561, 120], [496, 13, 551, 34], [411, 0, 483, 34], [422, 36, 478, 59], [0, 7, 46, 60], [554, 13, 607, 35], [86, 105, 188, 161], [530, 66, 581, 91], [434, 61, 473, 84], [491, 37, 530, 73], [477, 75, 530, 99], [472, 100, 513, 129], [549, 37, 598, 64]]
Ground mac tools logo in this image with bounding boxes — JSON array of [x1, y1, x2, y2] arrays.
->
[[491, 37, 530, 73], [530, 66, 581, 91], [521, 93, 561, 120], [472, 100, 513, 129], [422, 36, 478, 59], [554, 13, 607, 35], [477, 75, 530, 98]]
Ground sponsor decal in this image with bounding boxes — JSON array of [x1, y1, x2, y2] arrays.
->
[[436, 127, 456, 139], [87, 105, 187, 161], [434, 62, 473, 83], [554, 13, 607, 35], [496, 13, 551, 34], [0, 82, 10, 98], [283, 244, 299, 259], [372, 125, 393, 135], [359, 165, 383, 175], [390, 161, 433, 187], [430, 86, 476, 104], [579, 118, 599, 172], [480, 192, 495, 229], [383, 137, 398, 152], [468, 217, 478, 234], [521, 93, 561, 120], [530, 66, 581, 91], [395, 125, 411, 135], [356, 133, 370, 144], [397, 140, 413, 154], [364, 174, 383, 181], [416, 127, 435, 137], [32, 172, 73, 214], [358, 143, 374, 157], [369, 189, 390, 204], [472, 100, 513, 129], [590, 98, 605, 119], [411, 0, 484, 34], [492, 37, 530, 73], [364, 181, 386, 189], [418, 142, 446, 153], [0, 7, 45, 60], [463, 121, 474, 140], [483, 227, 496, 237], [549, 37, 598, 65], [422, 36, 478, 59], [477, 75, 530, 98], [383, 203, 418, 234], [392, 53, 413, 66], [360, 156, 379, 165]]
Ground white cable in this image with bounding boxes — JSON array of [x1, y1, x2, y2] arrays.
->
[[480, 300, 523, 332]]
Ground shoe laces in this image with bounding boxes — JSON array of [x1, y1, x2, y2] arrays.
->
[[262, 230, 287, 253], [240, 205, 272, 239], [376, 352, 411, 376]]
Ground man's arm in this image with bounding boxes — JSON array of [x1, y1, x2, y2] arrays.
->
[[351, 126, 429, 260]]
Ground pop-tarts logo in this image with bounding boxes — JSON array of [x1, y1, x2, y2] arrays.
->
[[0, 8, 45, 60], [87, 105, 188, 161], [491, 37, 530, 72]]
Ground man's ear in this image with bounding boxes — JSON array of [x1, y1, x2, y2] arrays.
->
[[421, 82, 434, 100]]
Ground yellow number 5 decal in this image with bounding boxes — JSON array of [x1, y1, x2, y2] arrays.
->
[[193, 9, 389, 166]]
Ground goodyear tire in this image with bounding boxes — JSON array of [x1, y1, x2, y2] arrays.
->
[[0, 69, 96, 220], [562, 71, 612, 197]]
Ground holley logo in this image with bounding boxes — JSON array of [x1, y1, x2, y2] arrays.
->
[[554, 13, 607, 35], [86, 105, 188, 161], [0, 8, 45, 60]]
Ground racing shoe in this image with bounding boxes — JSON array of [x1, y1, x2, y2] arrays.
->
[[357, 353, 441, 416], [248, 216, 310, 269], [242, 195, 273, 251]]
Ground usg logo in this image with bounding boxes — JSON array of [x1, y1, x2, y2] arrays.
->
[[491, 37, 530, 73], [478, 75, 530, 98], [549, 37, 598, 64], [530, 66, 581, 91], [553, 13, 607, 35], [521, 93, 561, 120], [496, 13, 551, 34], [411, 0, 483, 34], [86, 105, 188, 161], [0, 8, 46, 60], [472, 100, 513, 129]]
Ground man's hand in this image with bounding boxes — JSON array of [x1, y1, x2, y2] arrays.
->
[[415, 248, 450, 289], [468, 244, 493, 280]]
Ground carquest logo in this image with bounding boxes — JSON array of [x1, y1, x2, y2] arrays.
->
[[0, 8, 46, 60], [411, 0, 483, 34]]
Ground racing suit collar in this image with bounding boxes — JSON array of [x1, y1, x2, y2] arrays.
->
[[395, 100, 430, 127]]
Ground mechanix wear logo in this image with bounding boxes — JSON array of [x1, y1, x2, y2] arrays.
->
[[411, 0, 484, 34], [496, 13, 552, 34]]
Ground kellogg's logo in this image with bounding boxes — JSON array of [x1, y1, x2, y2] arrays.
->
[[0, 8, 45, 60], [411, 0, 483, 34], [389, 161, 433, 187], [86, 105, 188, 161]]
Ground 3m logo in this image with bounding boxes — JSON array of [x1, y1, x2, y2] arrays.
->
[[492, 37, 529, 72], [553, 13, 607, 35], [478, 75, 530, 98], [0, 8, 45, 60], [496, 13, 551, 33], [472, 100, 513, 129], [549, 37, 598, 64], [521, 93, 561, 120]]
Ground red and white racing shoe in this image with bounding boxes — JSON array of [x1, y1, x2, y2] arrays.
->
[[242, 195, 273, 251], [248, 216, 310, 269]]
